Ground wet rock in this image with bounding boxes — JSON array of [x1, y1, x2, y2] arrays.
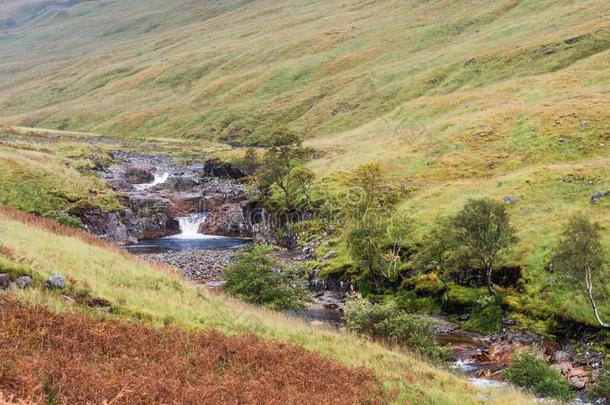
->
[[123, 166, 154, 184], [0, 273, 10, 289], [76, 209, 131, 243], [169, 193, 204, 216], [203, 158, 245, 179], [199, 203, 251, 237], [46, 273, 66, 289], [16, 276, 33, 288]]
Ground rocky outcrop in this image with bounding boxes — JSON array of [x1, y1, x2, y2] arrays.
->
[[203, 158, 246, 179], [81, 152, 250, 243], [199, 202, 251, 237]]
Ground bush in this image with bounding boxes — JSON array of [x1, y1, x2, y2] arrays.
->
[[222, 246, 309, 311], [344, 294, 449, 364], [502, 348, 575, 401], [463, 294, 504, 333], [590, 362, 610, 402]]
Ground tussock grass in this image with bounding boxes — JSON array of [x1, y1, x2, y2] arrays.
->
[[0, 209, 535, 404]]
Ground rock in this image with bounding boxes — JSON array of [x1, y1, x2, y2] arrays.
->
[[503, 195, 519, 205], [569, 375, 587, 390], [303, 242, 316, 259], [169, 193, 204, 216], [0, 273, 10, 289], [199, 203, 251, 237], [554, 351, 571, 363], [15, 276, 32, 288], [591, 190, 610, 205], [123, 166, 154, 184], [46, 273, 66, 289], [203, 158, 245, 179]]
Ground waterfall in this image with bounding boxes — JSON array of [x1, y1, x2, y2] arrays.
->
[[134, 172, 169, 190], [174, 213, 208, 238]]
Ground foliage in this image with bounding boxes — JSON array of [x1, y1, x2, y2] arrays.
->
[[502, 348, 575, 401], [344, 294, 449, 364], [552, 214, 609, 328], [463, 294, 504, 334], [222, 246, 309, 311], [343, 163, 409, 292], [445, 198, 518, 296]]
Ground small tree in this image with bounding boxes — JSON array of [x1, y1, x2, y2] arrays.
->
[[248, 127, 311, 212], [449, 198, 518, 295], [223, 246, 308, 311], [553, 215, 609, 328]]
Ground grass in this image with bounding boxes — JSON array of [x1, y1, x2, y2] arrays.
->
[[0, 208, 535, 404]]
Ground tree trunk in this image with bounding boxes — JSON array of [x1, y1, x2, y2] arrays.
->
[[585, 265, 609, 328], [487, 264, 497, 296]]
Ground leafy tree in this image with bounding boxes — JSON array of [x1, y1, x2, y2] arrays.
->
[[343, 162, 407, 291], [448, 198, 518, 295], [247, 126, 311, 212], [287, 166, 315, 211], [222, 246, 308, 311], [415, 217, 455, 299], [553, 215, 609, 328]]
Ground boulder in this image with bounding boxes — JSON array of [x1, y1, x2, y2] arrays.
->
[[169, 193, 204, 216], [46, 273, 66, 289], [591, 190, 610, 205], [123, 166, 154, 184], [15, 276, 33, 288], [0, 273, 10, 289], [203, 158, 245, 179], [199, 203, 251, 237]]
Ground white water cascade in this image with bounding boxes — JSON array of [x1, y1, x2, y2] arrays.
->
[[134, 172, 169, 190], [174, 213, 208, 239]]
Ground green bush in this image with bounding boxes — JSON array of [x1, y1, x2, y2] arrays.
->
[[222, 246, 309, 311], [463, 294, 504, 333], [502, 348, 575, 401], [344, 294, 449, 364], [590, 362, 610, 402]]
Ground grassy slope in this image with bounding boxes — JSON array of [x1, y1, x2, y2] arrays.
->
[[0, 0, 609, 324], [0, 210, 534, 404]]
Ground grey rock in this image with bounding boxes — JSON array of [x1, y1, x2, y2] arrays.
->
[[591, 190, 610, 205], [0, 273, 10, 290], [46, 273, 66, 289], [503, 195, 519, 205], [16, 276, 33, 288]]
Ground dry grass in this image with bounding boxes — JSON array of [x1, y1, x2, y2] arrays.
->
[[0, 298, 383, 405]]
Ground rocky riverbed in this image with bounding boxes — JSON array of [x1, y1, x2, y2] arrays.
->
[[78, 151, 254, 244], [141, 250, 237, 285]]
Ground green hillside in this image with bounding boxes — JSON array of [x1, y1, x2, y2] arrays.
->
[[1, 0, 610, 326]]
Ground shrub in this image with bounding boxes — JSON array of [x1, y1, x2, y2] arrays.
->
[[222, 246, 309, 311], [502, 348, 575, 401], [344, 294, 449, 364], [463, 294, 504, 334], [590, 362, 610, 401]]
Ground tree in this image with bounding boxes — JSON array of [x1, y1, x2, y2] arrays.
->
[[287, 166, 315, 211], [553, 215, 609, 328], [449, 198, 518, 295], [248, 126, 311, 212], [415, 217, 455, 300]]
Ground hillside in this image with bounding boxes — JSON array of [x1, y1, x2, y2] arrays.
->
[[1, 0, 609, 325], [0, 208, 533, 404]]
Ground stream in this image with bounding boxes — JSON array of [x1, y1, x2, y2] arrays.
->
[[119, 166, 584, 400]]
